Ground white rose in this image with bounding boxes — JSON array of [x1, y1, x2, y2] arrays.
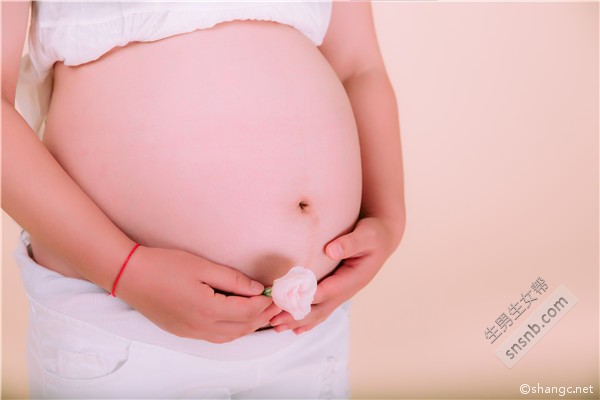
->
[[268, 266, 317, 321]]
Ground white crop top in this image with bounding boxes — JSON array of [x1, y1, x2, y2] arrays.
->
[[15, 1, 333, 136]]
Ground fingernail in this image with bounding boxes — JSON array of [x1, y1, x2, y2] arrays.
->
[[251, 281, 264, 294], [327, 243, 343, 259]]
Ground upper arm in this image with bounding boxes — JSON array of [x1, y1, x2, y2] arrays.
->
[[318, 1, 386, 83], [2, 1, 31, 104]]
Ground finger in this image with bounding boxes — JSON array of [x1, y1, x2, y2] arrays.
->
[[201, 262, 265, 296], [220, 301, 281, 332], [212, 293, 273, 322], [324, 220, 376, 261], [269, 310, 293, 327], [258, 303, 282, 324], [271, 310, 311, 329], [270, 307, 318, 327], [274, 324, 289, 333], [312, 264, 356, 304], [292, 316, 329, 334], [273, 302, 330, 332], [293, 324, 317, 335]]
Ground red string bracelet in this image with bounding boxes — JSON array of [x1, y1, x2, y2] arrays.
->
[[109, 243, 140, 297]]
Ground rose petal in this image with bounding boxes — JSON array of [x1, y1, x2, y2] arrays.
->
[[271, 266, 317, 320]]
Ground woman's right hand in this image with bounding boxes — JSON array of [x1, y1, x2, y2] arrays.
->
[[115, 245, 280, 343]]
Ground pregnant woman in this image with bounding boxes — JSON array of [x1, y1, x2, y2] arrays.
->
[[3, 1, 406, 398]]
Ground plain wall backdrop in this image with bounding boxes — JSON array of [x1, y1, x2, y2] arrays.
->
[[2, 1, 598, 399]]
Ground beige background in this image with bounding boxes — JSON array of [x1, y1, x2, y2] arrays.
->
[[2, 2, 598, 399]]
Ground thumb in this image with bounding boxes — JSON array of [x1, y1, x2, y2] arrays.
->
[[201, 262, 265, 296], [325, 230, 361, 261]]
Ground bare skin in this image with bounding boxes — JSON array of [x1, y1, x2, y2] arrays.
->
[[32, 20, 363, 287], [2, 1, 406, 342]]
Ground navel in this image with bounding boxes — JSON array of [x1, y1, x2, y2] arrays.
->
[[298, 200, 310, 212], [295, 197, 319, 227]]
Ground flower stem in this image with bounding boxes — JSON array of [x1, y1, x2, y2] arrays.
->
[[262, 287, 272, 297]]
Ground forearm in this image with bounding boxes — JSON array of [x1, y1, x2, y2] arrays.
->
[[2, 98, 135, 291], [344, 69, 406, 242]]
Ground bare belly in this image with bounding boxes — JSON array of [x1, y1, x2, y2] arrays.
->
[[30, 20, 362, 286]]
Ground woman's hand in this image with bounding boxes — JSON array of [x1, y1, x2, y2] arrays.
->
[[116, 246, 281, 343], [269, 216, 404, 334]]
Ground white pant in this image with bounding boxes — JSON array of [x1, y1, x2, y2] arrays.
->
[[15, 231, 350, 399]]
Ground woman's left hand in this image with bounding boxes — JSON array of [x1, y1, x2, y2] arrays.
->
[[269, 216, 404, 334]]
